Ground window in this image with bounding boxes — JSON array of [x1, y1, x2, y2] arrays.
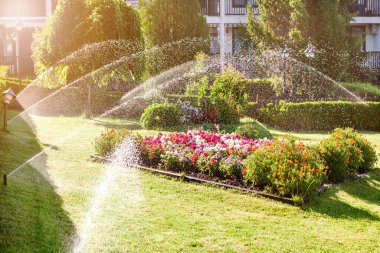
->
[[0, 0, 46, 17], [232, 0, 248, 8], [350, 26, 366, 51]]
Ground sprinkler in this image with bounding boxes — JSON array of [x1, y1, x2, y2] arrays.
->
[[3, 174, 7, 186], [2, 88, 17, 131]]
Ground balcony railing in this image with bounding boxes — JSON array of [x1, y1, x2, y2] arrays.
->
[[351, 0, 380, 16], [200, 0, 258, 16], [364, 52, 380, 69], [226, 0, 258, 15], [0, 56, 15, 65]]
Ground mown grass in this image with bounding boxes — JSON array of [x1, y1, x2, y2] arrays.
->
[[0, 112, 379, 252]]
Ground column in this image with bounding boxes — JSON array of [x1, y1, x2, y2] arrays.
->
[[46, 0, 52, 17], [219, 0, 226, 68]]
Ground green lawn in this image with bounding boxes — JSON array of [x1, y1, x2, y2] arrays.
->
[[0, 111, 379, 252]]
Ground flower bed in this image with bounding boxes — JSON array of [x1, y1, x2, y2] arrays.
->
[[138, 129, 272, 182], [94, 127, 378, 204]]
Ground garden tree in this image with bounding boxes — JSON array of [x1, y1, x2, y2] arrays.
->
[[139, 0, 210, 75], [32, 0, 143, 81], [247, 0, 362, 80]]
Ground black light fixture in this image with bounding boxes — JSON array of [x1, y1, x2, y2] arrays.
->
[[2, 88, 17, 131]]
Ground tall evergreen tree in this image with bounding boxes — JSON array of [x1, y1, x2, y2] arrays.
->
[[139, 0, 209, 75], [32, 0, 143, 74], [247, 0, 362, 80]]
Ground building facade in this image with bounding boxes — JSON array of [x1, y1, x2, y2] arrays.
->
[[201, 0, 380, 69], [0, 0, 57, 77], [0, 0, 379, 78], [350, 0, 380, 68]]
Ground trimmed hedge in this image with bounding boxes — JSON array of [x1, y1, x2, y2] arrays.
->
[[258, 101, 380, 131], [249, 78, 277, 101]]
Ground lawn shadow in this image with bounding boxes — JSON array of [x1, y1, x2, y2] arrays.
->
[[341, 171, 380, 207], [0, 111, 76, 252], [305, 173, 380, 221]]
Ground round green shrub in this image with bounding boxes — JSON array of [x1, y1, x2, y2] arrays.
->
[[236, 121, 273, 140], [243, 136, 327, 202], [318, 128, 378, 182], [140, 103, 182, 130]]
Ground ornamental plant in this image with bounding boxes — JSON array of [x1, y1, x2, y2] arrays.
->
[[210, 67, 250, 114], [235, 121, 273, 140], [140, 103, 183, 130], [317, 128, 378, 182], [139, 129, 272, 181], [243, 136, 328, 202], [94, 128, 131, 157]]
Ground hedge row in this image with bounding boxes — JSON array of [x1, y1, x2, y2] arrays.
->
[[258, 101, 380, 131]]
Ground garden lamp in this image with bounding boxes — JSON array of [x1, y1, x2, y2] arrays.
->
[[304, 42, 316, 59], [281, 46, 290, 59], [3, 88, 17, 131], [3, 88, 16, 105]]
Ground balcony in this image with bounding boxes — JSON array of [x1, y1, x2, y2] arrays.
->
[[226, 0, 258, 15], [351, 0, 380, 16], [200, 0, 258, 16], [0, 56, 15, 65], [364, 51, 380, 69]]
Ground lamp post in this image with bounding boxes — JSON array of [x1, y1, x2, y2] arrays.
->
[[15, 5, 23, 88], [2, 88, 17, 131], [304, 39, 316, 100], [281, 45, 290, 94]]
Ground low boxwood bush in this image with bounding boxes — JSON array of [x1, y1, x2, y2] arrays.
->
[[259, 101, 380, 131], [140, 103, 182, 130], [243, 136, 328, 202], [94, 128, 130, 157], [317, 128, 378, 182], [235, 121, 273, 140]]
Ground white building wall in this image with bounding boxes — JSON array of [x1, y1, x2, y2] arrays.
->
[[0, 0, 54, 74]]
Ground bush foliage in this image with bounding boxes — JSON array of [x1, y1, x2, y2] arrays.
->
[[139, 0, 209, 75], [235, 121, 273, 140], [317, 128, 378, 182], [32, 0, 143, 75], [94, 128, 130, 157], [140, 103, 182, 130], [258, 101, 380, 131], [244, 136, 327, 202]]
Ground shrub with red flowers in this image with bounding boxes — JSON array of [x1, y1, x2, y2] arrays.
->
[[138, 129, 272, 181]]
